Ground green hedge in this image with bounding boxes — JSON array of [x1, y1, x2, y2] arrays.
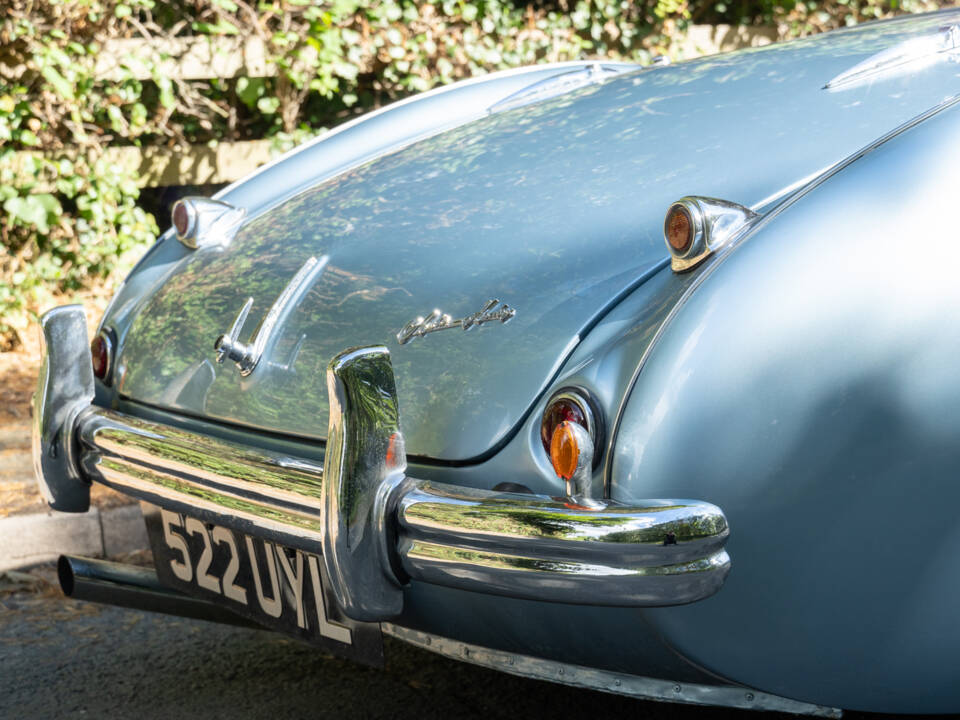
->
[[0, 0, 941, 349]]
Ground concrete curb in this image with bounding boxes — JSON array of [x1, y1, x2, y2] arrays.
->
[[0, 504, 149, 572]]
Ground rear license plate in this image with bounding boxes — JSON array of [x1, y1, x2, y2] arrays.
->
[[142, 504, 383, 666]]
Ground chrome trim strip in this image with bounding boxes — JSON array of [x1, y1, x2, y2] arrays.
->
[[382, 624, 843, 718], [78, 407, 327, 552]]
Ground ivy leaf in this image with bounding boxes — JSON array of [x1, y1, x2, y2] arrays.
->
[[192, 20, 240, 35], [130, 102, 148, 127], [40, 66, 74, 100], [107, 105, 125, 133], [47, 47, 72, 68], [156, 76, 175, 109], [236, 77, 265, 107], [18, 129, 40, 146], [257, 96, 280, 114], [4, 194, 61, 234]]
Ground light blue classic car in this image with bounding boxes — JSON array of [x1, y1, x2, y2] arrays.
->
[[32, 9, 960, 716]]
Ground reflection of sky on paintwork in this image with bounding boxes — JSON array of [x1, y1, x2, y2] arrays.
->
[[118, 9, 960, 462]]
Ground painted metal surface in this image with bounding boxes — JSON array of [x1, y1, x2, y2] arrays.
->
[[611, 94, 960, 712], [109, 10, 960, 462]]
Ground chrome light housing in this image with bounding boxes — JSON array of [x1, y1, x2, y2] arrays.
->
[[540, 388, 604, 500], [664, 196, 757, 272], [172, 197, 246, 249]]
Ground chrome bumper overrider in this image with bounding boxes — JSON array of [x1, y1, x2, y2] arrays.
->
[[33, 306, 731, 621]]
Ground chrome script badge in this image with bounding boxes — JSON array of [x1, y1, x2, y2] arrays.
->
[[397, 298, 516, 345]]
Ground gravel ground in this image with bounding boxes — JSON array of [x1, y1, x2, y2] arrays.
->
[[0, 567, 800, 720]]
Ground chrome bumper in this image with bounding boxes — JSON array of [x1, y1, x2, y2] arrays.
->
[[33, 306, 731, 621]]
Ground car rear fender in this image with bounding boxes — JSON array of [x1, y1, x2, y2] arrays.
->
[[609, 95, 960, 712]]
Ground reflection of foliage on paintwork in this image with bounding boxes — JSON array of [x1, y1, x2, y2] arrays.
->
[[4, 0, 944, 348], [115, 10, 960, 463]]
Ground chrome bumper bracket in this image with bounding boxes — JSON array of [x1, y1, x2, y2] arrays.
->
[[32, 305, 95, 512]]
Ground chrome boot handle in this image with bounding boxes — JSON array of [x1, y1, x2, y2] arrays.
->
[[214, 255, 328, 376]]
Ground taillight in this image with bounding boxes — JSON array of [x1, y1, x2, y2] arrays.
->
[[540, 389, 602, 485], [90, 329, 114, 384], [172, 199, 193, 240], [170, 197, 245, 249], [540, 394, 587, 454], [664, 203, 694, 254], [663, 196, 757, 272]]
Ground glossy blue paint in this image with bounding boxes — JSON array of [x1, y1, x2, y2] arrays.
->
[[109, 9, 960, 464], [611, 94, 960, 712]]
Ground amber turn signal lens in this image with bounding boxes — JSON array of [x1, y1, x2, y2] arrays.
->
[[550, 421, 580, 480], [665, 204, 693, 254]]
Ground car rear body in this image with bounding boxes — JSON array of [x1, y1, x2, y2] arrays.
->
[[33, 9, 960, 715]]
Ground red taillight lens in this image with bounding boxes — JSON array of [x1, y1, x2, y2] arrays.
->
[[172, 200, 190, 238], [665, 204, 693, 254], [540, 396, 586, 454], [90, 331, 113, 383]]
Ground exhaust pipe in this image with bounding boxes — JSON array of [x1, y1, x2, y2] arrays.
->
[[58, 555, 257, 629]]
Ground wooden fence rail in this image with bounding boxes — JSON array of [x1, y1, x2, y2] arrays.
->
[[93, 36, 276, 82]]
